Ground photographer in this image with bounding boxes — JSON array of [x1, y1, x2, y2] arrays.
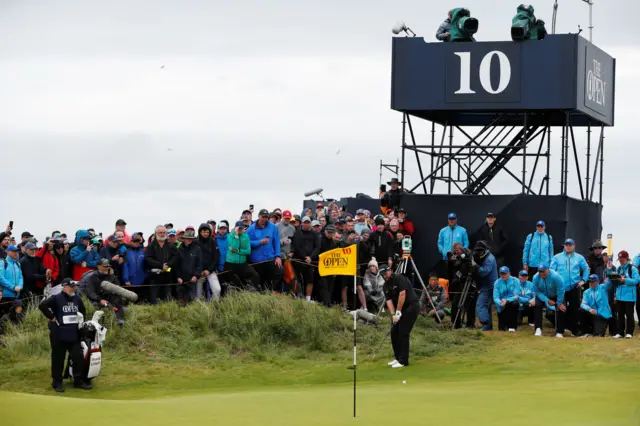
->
[[78, 259, 126, 326], [99, 235, 126, 281], [70, 230, 101, 281], [435, 10, 452, 41], [380, 178, 405, 213], [448, 242, 476, 329], [473, 240, 498, 331]]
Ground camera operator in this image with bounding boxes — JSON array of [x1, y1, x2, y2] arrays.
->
[[78, 259, 126, 326], [473, 240, 498, 331], [435, 10, 452, 41], [448, 242, 476, 329]]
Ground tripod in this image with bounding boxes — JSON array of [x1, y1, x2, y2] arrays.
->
[[395, 253, 443, 325], [451, 275, 475, 330]]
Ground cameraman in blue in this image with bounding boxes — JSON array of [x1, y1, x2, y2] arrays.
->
[[522, 220, 554, 277], [550, 239, 589, 337], [579, 274, 612, 337], [516, 270, 535, 326], [438, 213, 469, 278], [531, 264, 566, 338], [492, 267, 520, 332], [608, 250, 639, 339]]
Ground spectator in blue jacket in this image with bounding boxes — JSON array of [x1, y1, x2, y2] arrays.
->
[[633, 252, 640, 332], [522, 221, 554, 277], [550, 239, 589, 337], [608, 250, 639, 338], [473, 241, 497, 331], [0, 245, 23, 316], [516, 270, 535, 326], [70, 230, 101, 281], [437, 213, 469, 279], [580, 274, 612, 337], [532, 265, 566, 338], [123, 234, 146, 295], [493, 267, 520, 332], [216, 221, 229, 273], [246, 209, 283, 291]]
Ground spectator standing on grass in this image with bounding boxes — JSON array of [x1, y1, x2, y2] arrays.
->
[[522, 221, 554, 277], [144, 225, 178, 304], [175, 229, 202, 303], [580, 274, 612, 337], [247, 209, 283, 291], [0, 232, 10, 259], [277, 211, 296, 258], [292, 216, 320, 302], [216, 221, 229, 275], [36, 239, 61, 284], [197, 223, 221, 301], [99, 235, 126, 281], [70, 230, 100, 281], [122, 234, 146, 296], [493, 267, 520, 332], [371, 216, 394, 269], [20, 242, 51, 302], [531, 264, 566, 338], [550, 239, 589, 337], [225, 221, 260, 291], [317, 225, 338, 306], [516, 270, 535, 326], [589, 240, 616, 336], [0, 246, 23, 317], [474, 213, 508, 267], [608, 250, 639, 339], [437, 213, 469, 278], [105, 219, 131, 246]]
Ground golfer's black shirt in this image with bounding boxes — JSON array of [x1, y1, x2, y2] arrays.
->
[[383, 273, 418, 311]]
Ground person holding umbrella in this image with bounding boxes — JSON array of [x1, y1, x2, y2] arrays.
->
[[380, 265, 419, 369]]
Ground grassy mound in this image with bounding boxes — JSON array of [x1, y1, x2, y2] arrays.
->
[[0, 292, 482, 395]]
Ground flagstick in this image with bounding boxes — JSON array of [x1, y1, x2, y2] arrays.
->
[[353, 273, 357, 418]]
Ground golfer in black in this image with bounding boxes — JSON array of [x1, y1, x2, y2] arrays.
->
[[39, 278, 92, 392], [380, 265, 419, 368]]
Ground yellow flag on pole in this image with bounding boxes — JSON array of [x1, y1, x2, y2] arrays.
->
[[318, 244, 358, 277]]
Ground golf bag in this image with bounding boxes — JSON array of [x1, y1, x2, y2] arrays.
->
[[65, 310, 107, 383]]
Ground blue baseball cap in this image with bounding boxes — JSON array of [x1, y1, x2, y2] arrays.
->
[[167, 229, 176, 236], [536, 220, 545, 227], [234, 220, 246, 228], [448, 213, 457, 220], [6, 244, 18, 252], [499, 266, 510, 274], [538, 264, 549, 272], [518, 270, 529, 277], [588, 274, 600, 282], [564, 238, 575, 245]]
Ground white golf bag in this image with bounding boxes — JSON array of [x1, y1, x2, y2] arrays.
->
[[65, 310, 108, 382]]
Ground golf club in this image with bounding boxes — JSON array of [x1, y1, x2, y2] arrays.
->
[[370, 323, 395, 359]]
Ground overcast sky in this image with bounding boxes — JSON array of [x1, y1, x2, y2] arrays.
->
[[0, 0, 638, 253]]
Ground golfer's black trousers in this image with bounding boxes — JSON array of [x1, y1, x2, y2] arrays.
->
[[518, 306, 534, 325], [579, 311, 608, 337], [50, 333, 84, 385], [616, 301, 635, 336], [390, 302, 419, 366], [497, 302, 518, 331]]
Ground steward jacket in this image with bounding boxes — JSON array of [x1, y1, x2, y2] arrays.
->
[[550, 252, 589, 291], [438, 225, 469, 260], [522, 232, 554, 267], [492, 276, 520, 312], [517, 280, 536, 310], [532, 270, 565, 309], [608, 263, 639, 302], [581, 281, 613, 319]]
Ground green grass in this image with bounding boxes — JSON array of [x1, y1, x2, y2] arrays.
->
[[1, 292, 639, 425]]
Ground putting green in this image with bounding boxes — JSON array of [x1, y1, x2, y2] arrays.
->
[[2, 372, 638, 426]]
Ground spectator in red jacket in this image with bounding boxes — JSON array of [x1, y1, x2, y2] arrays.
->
[[36, 239, 61, 283], [397, 208, 415, 236]]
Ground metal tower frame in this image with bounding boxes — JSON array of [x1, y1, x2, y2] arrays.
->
[[399, 112, 605, 204]]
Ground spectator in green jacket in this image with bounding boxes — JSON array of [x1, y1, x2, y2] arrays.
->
[[224, 221, 260, 291]]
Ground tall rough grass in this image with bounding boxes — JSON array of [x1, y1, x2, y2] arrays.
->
[[0, 292, 481, 365]]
